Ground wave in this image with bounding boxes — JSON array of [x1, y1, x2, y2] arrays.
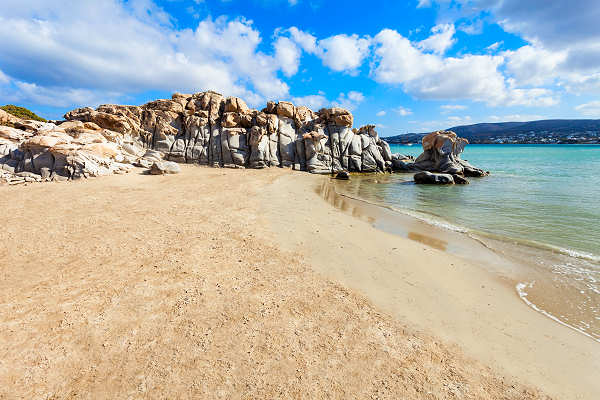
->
[[516, 282, 600, 343]]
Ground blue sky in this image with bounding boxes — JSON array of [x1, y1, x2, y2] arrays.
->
[[1, 0, 600, 136]]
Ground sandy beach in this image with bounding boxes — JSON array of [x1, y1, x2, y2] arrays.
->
[[0, 166, 597, 399]]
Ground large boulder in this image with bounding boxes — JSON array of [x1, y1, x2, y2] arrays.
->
[[304, 129, 332, 174], [404, 130, 488, 177], [221, 127, 249, 168], [149, 161, 180, 175], [414, 171, 455, 184]]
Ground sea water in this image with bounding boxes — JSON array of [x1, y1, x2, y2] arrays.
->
[[331, 144, 600, 342]]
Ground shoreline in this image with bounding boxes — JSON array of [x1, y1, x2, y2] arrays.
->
[[326, 176, 600, 343], [261, 171, 600, 399]]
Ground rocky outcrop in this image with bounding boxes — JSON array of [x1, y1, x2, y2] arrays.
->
[[1, 91, 402, 184], [1, 92, 489, 186], [388, 130, 488, 184]]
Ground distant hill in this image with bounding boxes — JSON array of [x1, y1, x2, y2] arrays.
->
[[385, 119, 600, 144]]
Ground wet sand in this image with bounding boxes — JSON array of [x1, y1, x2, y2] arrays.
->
[[262, 172, 600, 400], [0, 166, 592, 398]]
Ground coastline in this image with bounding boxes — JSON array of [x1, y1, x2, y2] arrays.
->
[[0, 166, 596, 398], [261, 171, 600, 400], [326, 173, 600, 343]]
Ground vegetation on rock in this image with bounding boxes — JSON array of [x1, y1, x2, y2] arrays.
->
[[1, 105, 46, 122]]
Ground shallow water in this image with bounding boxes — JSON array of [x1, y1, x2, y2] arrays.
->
[[332, 144, 600, 342]]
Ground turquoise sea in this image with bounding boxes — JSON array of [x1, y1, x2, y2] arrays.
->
[[332, 144, 600, 341]]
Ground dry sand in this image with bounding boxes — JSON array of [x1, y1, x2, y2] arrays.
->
[[0, 166, 593, 398]]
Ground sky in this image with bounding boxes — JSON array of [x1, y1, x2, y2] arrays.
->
[[1, 0, 600, 136]]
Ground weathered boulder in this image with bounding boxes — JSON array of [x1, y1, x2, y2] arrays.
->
[[414, 171, 455, 184], [224, 97, 250, 114], [221, 127, 249, 168], [149, 161, 180, 175], [394, 130, 489, 177], [278, 116, 297, 168], [304, 128, 331, 174], [414, 131, 466, 174]]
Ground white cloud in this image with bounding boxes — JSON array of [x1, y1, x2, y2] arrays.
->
[[287, 27, 318, 54], [291, 94, 328, 110], [417, 24, 456, 55], [413, 115, 474, 132], [420, 0, 600, 95], [0, 2, 295, 108], [503, 45, 567, 86], [316, 34, 371, 74], [291, 91, 364, 111], [0, 69, 9, 85], [376, 110, 386, 117], [333, 91, 365, 111], [488, 114, 545, 122], [447, 115, 471, 124], [393, 106, 413, 116], [281, 28, 371, 75], [274, 36, 301, 77], [440, 104, 467, 111], [486, 41, 503, 52], [371, 29, 558, 107], [575, 101, 600, 117]]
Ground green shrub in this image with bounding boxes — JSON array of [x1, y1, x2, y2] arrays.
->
[[1, 105, 47, 122]]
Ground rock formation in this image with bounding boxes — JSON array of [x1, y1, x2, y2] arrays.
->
[[390, 130, 488, 184], [0, 92, 487, 186], [0, 91, 398, 184]]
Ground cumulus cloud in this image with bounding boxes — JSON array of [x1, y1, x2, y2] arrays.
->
[[376, 110, 386, 117], [278, 28, 372, 75], [503, 45, 567, 86], [417, 24, 456, 55], [420, 0, 600, 94], [0, 1, 296, 108], [393, 106, 413, 116], [333, 91, 365, 111], [287, 27, 318, 54], [291, 93, 328, 110], [371, 29, 558, 107], [291, 91, 365, 111], [316, 34, 371, 74], [575, 101, 600, 117], [274, 36, 302, 77]]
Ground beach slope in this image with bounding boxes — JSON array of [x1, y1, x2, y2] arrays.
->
[[0, 166, 563, 398]]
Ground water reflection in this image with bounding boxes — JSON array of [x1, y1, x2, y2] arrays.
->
[[407, 232, 448, 251], [314, 179, 375, 224]]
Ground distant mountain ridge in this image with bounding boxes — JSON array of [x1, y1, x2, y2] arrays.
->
[[385, 119, 600, 144]]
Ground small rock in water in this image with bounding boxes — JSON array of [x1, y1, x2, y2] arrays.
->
[[335, 171, 350, 180], [413, 171, 455, 185]]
